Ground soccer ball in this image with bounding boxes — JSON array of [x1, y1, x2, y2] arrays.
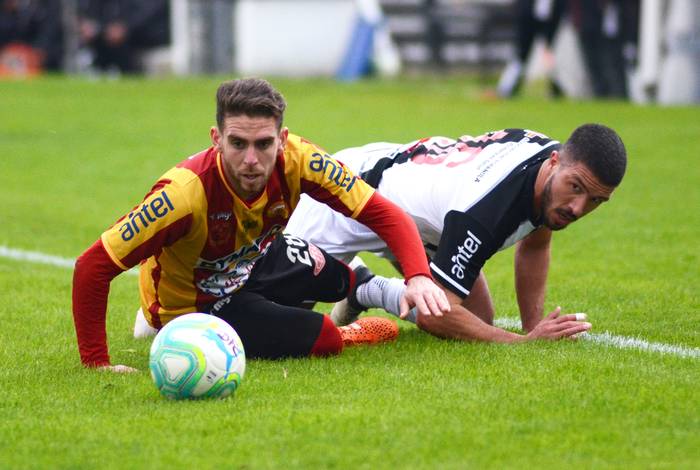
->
[[149, 313, 245, 399]]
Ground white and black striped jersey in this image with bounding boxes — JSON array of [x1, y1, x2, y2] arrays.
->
[[285, 129, 560, 298]]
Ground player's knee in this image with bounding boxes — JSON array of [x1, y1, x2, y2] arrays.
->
[[310, 314, 344, 357]]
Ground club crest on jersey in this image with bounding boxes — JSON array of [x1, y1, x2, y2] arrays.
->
[[451, 230, 482, 280], [266, 201, 288, 219], [208, 212, 234, 247], [309, 152, 358, 191], [119, 190, 174, 242]]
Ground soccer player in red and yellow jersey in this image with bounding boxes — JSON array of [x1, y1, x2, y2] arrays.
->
[[72, 78, 449, 372]]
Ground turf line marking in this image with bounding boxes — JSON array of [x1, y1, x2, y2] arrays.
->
[[0, 245, 138, 276], [0, 245, 76, 269], [2, 245, 697, 358], [495, 318, 700, 359]]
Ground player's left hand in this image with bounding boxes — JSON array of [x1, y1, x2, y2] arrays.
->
[[400, 275, 450, 319]]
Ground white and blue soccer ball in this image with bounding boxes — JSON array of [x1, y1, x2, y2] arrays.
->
[[149, 313, 245, 400]]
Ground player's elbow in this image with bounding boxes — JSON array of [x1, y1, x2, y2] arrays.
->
[[415, 313, 450, 340]]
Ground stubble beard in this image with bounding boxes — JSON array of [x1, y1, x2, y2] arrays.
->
[[540, 177, 562, 231]]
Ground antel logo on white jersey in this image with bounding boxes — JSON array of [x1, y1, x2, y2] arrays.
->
[[450, 230, 482, 280]]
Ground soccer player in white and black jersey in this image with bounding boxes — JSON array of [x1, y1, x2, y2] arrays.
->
[[286, 124, 627, 343]]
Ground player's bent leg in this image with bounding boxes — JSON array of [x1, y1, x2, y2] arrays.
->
[[462, 271, 495, 325], [133, 307, 158, 339], [245, 233, 352, 306], [208, 290, 342, 359]]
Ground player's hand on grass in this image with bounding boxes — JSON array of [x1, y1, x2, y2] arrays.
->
[[97, 364, 139, 373], [525, 307, 591, 341], [400, 275, 451, 319]]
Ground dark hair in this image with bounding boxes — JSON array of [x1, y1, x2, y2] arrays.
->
[[561, 123, 627, 187], [215, 78, 287, 130]]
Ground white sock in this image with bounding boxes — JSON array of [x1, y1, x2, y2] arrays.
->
[[355, 276, 417, 323]]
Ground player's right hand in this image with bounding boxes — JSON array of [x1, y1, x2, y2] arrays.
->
[[400, 275, 451, 319], [525, 307, 591, 341], [97, 364, 139, 373]]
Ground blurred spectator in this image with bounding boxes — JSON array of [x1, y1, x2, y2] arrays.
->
[[0, 0, 63, 76], [569, 0, 639, 99], [497, 0, 567, 98], [77, 0, 169, 74]]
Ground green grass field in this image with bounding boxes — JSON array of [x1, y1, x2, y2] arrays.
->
[[1, 76, 698, 469]]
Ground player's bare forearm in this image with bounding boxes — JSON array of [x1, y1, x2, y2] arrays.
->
[[417, 284, 591, 342], [418, 281, 523, 343], [354, 192, 431, 280], [416, 302, 523, 342], [515, 229, 551, 332]]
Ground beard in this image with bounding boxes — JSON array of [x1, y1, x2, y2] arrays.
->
[[540, 176, 576, 231]]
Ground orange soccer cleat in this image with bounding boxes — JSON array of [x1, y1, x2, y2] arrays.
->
[[338, 317, 399, 346]]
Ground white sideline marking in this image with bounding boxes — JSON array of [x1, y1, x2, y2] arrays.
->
[[0, 245, 138, 276], [495, 318, 700, 359], [0, 245, 76, 269], [1, 245, 698, 359]]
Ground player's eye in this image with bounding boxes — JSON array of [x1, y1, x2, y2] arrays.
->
[[572, 182, 581, 193], [256, 139, 273, 150], [231, 139, 246, 150]]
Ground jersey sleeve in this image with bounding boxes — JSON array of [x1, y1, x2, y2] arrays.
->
[[296, 141, 376, 219], [72, 179, 194, 367], [355, 192, 431, 281], [430, 210, 498, 297], [72, 239, 124, 366], [100, 180, 194, 270]]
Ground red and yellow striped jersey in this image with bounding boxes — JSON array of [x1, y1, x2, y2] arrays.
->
[[100, 134, 375, 327]]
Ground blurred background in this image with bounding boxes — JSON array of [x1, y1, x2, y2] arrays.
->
[[0, 0, 698, 105]]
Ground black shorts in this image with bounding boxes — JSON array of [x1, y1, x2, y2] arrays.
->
[[206, 233, 350, 359]]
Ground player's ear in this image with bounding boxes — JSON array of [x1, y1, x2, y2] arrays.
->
[[210, 126, 222, 150], [279, 127, 289, 150], [548, 149, 560, 169]]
